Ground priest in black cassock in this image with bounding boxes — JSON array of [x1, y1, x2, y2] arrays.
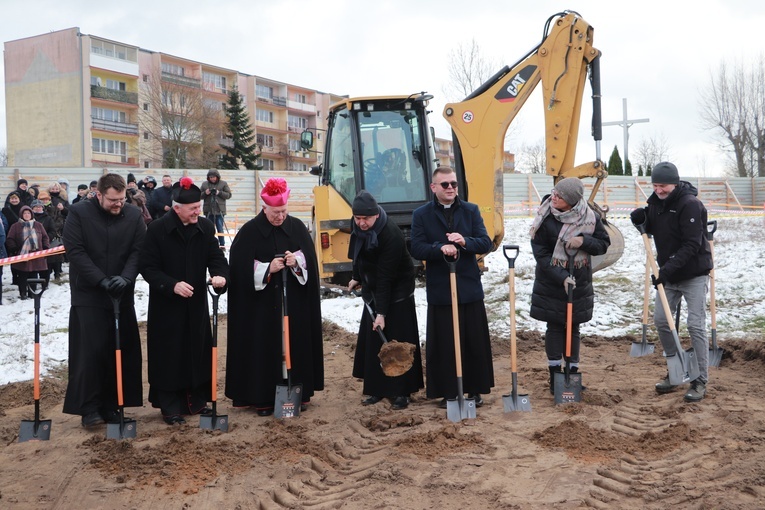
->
[[225, 178, 323, 416], [140, 177, 229, 425]]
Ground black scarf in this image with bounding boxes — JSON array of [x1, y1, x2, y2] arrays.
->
[[348, 207, 388, 263]]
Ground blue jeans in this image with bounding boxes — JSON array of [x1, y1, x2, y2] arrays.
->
[[207, 214, 225, 246], [654, 275, 709, 383]]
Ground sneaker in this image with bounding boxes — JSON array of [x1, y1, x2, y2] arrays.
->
[[684, 380, 706, 402], [82, 412, 105, 427], [467, 394, 484, 407], [655, 373, 678, 394]]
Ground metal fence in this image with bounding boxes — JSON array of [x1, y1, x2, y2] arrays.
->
[[2, 168, 764, 230]]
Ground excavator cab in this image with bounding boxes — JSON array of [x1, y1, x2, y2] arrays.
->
[[308, 94, 436, 283]]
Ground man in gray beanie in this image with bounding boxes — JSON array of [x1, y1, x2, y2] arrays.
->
[[630, 161, 713, 402]]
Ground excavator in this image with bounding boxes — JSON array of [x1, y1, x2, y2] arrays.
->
[[303, 10, 624, 284]]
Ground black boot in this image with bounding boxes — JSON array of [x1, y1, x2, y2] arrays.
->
[[548, 366, 560, 394]]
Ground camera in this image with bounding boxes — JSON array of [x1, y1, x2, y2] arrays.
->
[[211, 188, 218, 195]]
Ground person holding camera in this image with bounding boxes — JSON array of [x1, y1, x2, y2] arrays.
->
[[201, 169, 232, 250]]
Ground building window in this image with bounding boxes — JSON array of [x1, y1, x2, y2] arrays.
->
[[256, 109, 274, 123], [144, 161, 150, 168], [143, 103, 149, 111], [295, 93, 306, 104], [106, 79, 126, 91], [92, 107, 126, 123], [161, 62, 185, 76], [256, 134, 274, 147], [256, 84, 273, 99], [289, 139, 301, 151], [144, 132, 149, 140], [203, 72, 227, 93], [92, 137, 127, 156], [261, 159, 275, 170], [288, 115, 307, 129], [91, 40, 136, 62]]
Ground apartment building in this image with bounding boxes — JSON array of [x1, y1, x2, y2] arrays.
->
[[435, 137, 516, 173], [4, 28, 342, 170]]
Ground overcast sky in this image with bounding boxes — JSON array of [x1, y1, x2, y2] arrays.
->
[[2, 0, 764, 176]]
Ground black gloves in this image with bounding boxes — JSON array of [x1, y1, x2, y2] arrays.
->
[[630, 208, 647, 225], [651, 273, 665, 289], [100, 276, 131, 298]]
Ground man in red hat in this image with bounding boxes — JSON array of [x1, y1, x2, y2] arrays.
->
[[140, 177, 229, 425], [226, 178, 324, 416]]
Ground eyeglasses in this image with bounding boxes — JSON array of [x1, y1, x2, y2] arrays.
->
[[438, 181, 459, 189], [550, 189, 560, 198], [103, 196, 127, 205]]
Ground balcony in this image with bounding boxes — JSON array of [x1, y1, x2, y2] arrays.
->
[[161, 71, 202, 89], [256, 95, 287, 107], [91, 85, 138, 105], [91, 117, 139, 135]]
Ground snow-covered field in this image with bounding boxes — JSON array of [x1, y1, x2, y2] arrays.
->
[[1, 215, 763, 384]]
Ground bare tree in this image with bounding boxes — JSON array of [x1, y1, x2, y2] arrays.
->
[[515, 139, 546, 174], [748, 54, 765, 176], [442, 39, 500, 102], [633, 134, 671, 172], [139, 67, 223, 169], [699, 59, 752, 177]]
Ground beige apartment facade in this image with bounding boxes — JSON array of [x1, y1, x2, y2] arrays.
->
[[4, 28, 341, 170]]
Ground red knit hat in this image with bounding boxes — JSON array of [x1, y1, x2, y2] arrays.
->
[[261, 178, 290, 206]]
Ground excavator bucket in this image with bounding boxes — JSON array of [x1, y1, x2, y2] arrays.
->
[[592, 221, 624, 273]]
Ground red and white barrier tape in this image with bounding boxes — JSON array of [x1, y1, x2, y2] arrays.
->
[[0, 246, 66, 267]]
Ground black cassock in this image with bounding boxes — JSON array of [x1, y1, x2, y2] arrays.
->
[[225, 212, 323, 408]]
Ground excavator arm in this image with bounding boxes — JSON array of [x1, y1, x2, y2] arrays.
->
[[443, 10, 622, 270]]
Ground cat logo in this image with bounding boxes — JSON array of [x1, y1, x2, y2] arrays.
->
[[495, 65, 537, 103]]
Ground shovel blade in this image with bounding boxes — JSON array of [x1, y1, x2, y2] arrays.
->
[[666, 348, 700, 386], [709, 330, 723, 368], [200, 414, 229, 432], [274, 384, 302, 419], [630, 325, 655, 357], [18, 419, 52, 443], [502, 393, 531, 413], [106, 418, 137, 440], [446, 396, 476, 422], [554, 372, 582, 404]]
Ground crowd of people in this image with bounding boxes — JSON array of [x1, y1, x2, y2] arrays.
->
[[0, 160, 714, 430]]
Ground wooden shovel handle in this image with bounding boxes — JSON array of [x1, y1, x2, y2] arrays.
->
[[641, 233, 678, 333]]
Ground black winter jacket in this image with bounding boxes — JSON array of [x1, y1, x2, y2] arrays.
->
[[641, 181, 712, 283], [529, 207, 610, 324], [349, 217, 415, 316]]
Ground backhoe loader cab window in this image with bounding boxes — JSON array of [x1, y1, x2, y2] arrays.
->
[[325, 111, 356, 203], [358, 109, 428, 204]]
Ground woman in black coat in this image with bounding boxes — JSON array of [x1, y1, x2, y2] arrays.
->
[[529, 178, 610, 393], [347, 191, 424, 410]]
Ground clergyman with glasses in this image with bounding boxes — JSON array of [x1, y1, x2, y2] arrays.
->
[[62, 173, 147, 428], [410, 166, 495, 409]]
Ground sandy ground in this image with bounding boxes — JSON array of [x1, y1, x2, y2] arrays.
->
[[1, 317, 764, 510]]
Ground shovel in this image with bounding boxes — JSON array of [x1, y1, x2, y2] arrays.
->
[[200, 281, 229, 432], [634, 227, 700, 385], [501, 245, 531, 413], [18, 278, 52, 443], [106, 296, 137, 440], [444, 253, 477, 422], [274, 262, 302, 419], [554, 253, 583, 404], [363, 299, 415, 377], [630, 252, 656, 357], [707, 220, 723, 367]]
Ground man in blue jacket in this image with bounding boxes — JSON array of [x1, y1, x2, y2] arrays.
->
[[411, 166, 494, 408], [631, 162, 713, 402]]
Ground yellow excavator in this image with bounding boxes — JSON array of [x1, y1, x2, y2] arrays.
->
[[303, 10, 624, 284]]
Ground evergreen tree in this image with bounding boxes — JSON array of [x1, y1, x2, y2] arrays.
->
[[646, 163, 653, 177], [637, 164, 644, 177], [624, 158, 633, 176], [607, 145, 623, 176], [219, 87, 260, 170]]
